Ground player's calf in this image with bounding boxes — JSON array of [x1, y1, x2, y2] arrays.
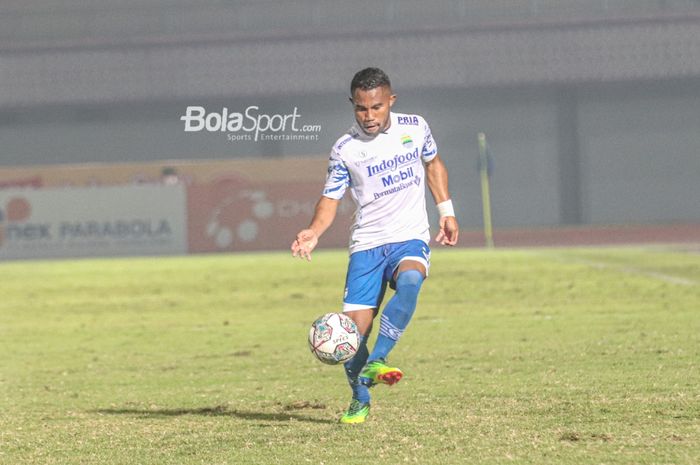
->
[[367, 269, 424, 362]]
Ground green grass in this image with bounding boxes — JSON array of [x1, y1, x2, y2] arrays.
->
[[1, 246, 699, 465]]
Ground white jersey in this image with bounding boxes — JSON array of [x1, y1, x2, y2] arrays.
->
[[323, 112, 438, 254]]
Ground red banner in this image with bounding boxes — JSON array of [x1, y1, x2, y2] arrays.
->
[[187, 178, 353, 253]]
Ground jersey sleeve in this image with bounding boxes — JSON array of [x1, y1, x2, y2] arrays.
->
[[322, 150, 350, 200], [420, 117, 438, 162]]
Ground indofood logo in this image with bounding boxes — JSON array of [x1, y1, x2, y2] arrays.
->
[[0, 197, 32, 246], [180, 105, 322, 142], [366, 148, 420, 177]]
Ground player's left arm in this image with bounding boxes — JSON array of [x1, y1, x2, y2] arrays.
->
[[425, 154, 459, 246]]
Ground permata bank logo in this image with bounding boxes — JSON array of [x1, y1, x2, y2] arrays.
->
[[0, 197, 32, 246], [180, 106, 322, 142]]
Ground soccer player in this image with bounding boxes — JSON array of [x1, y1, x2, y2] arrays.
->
[[291, 67, 459, 424]]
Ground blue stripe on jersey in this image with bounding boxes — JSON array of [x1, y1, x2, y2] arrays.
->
[[332, 172, 348, 183], [330, 163, 349, 181], [324, 184, 345, 194]]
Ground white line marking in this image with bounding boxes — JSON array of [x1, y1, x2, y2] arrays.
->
[[545, 255, 697, 286]]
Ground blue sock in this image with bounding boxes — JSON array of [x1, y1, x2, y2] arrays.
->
[[368, 269, 424, 362], [344, 335, 370, 403]]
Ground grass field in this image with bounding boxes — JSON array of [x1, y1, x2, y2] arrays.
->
[[1, 246, 699, 465]]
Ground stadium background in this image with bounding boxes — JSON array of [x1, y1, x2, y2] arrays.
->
[[1, 0, 699, 259]]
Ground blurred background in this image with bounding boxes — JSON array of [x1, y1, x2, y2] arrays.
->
[[1, 0, 699, 259]]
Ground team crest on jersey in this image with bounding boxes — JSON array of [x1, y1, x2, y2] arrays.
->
[[400, 134, 413, 149]]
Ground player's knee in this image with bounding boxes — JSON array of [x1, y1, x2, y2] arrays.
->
[[396, 269, 424, 292], [391, 270, 423, 320]]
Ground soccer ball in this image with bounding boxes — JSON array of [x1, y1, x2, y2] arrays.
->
[[308, 312, 360, 365]]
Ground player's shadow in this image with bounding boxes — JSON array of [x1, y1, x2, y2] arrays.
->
[[94, 405, 333, 424]]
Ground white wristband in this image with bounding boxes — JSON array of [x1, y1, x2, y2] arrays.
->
[[437, 199, 455, 218]]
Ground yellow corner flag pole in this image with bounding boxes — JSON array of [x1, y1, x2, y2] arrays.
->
[[478, 132, 495, 248]]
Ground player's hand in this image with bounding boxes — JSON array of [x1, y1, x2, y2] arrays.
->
[[435, 216, 459, 246], [291, 229, 319, 261]]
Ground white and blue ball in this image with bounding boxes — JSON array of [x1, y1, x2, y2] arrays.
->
[[308, 313, 360, 365]]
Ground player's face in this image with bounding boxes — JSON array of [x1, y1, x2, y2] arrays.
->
[[351, 86, 396, 135]]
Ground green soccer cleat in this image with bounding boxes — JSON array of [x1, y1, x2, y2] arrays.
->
[[359, 359, 403, 387], [339, 399, 370, 424]]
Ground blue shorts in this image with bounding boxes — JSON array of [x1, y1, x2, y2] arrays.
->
[[343, 239, 430, 312]]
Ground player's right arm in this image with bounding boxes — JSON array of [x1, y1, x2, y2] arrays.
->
[[291, 144, 350, 261], [291, 196, 340, 261]]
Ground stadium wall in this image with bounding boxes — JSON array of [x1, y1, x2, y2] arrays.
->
[[1, 80, 699, 230], [2, 11, 699, 240]]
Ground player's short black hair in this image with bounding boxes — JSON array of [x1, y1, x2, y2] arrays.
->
[[350, 67, 391, 94]]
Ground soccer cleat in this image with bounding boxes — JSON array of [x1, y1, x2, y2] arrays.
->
[[339, 399, 370, 424], [359, 359, 403, 387]]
